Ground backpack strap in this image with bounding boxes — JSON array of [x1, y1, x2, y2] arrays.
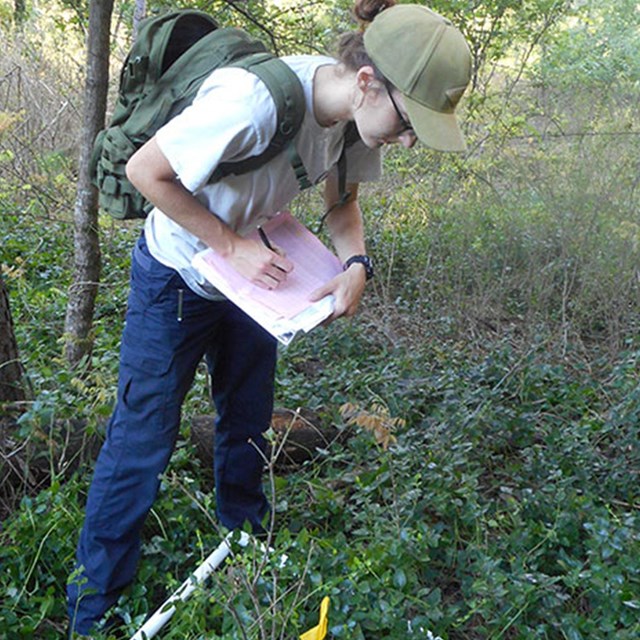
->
[[114, 11, 219, 123], [208, 52, 311, 190], [125, 21, 312, 193], [315, 121, 361, 233], [337, 122, 361, 203], [145, 28, 270, 139]]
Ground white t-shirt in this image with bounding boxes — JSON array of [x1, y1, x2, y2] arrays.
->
[[145, 55, 381, 299]]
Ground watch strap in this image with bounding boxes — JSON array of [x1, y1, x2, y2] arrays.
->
[[343, 254, 374, 280]]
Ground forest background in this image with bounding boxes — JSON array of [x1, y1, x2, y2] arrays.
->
[[0, 0, 639, 638]]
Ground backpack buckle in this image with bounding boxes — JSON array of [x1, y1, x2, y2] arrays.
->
[[127, 55, 149, 83]]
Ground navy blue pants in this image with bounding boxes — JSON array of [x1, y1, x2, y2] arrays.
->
[[67, 234, 277, 635]]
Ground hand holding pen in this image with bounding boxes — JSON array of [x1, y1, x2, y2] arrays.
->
[[258, 227, 275, 252], [253, 226, 293, 288], [259, 227, 290, 267]]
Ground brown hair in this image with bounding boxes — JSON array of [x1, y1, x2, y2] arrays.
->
[[336, 0, 396, 78]]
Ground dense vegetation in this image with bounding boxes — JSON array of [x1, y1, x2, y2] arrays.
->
[[1, 1, 639, 638]]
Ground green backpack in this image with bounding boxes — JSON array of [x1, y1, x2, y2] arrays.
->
[[91, 10, 310, 220]]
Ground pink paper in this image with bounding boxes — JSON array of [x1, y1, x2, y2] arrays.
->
[[194, 211, 342, 320]]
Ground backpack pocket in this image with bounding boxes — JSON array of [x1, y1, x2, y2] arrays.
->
[[93, 127, 146, 220]]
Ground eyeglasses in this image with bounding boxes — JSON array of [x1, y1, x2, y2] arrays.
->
[[386, 86, 413, 135]]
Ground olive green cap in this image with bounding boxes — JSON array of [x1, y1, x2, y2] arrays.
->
[[363, 4, 472, 151]]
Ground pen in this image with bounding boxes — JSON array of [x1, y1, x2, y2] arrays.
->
[[258, 226, 274, 251], [177, 288, 184, 322], [258, 226, 289, 274]]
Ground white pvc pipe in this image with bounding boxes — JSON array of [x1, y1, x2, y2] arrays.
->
[[129, 531, 250, 640]]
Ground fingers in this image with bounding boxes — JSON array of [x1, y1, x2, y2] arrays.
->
[[255, 248, 293, 290], [271, 243, 287, 259], [309, 283, 331, 302], [310, 270, 365, 320], [270, 251, 293, 274]]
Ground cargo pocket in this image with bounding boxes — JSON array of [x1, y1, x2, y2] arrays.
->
[[119, 330, 174, 414]]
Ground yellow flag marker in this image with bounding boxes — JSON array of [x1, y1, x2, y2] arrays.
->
[[300, 596, 330, 640]]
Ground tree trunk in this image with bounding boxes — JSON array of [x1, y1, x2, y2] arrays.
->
[[64, 0, 114, 366], [133, 0, 146, 40], [190, 408, 342, 486], [0, 408, 340, 519], [14, 0, 26, 26], [0, 275, 26, 403]]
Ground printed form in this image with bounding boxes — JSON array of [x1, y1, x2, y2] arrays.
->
[[192, 211, 343, 345]]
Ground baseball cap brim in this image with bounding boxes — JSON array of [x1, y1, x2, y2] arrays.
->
[[404, 94, 467, 152]]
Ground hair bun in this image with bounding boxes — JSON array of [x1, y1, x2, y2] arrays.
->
[[354, 0, 397, 27]]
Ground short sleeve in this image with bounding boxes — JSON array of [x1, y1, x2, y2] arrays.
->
[[155, 67, 277, 193]]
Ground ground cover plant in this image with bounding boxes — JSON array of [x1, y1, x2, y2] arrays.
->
[[1, 1, 640, 638], [2, 322, 639, 638]]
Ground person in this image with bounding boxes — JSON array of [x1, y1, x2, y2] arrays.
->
[[67, 1, 472, 636]]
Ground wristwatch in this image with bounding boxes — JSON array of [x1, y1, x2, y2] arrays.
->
[[343, 254, 374, 280]]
